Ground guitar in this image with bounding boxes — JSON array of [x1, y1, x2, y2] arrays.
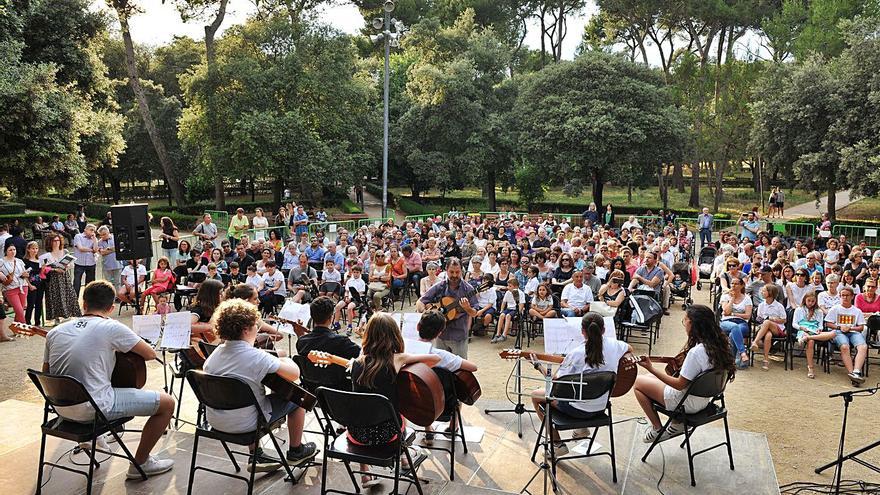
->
[[498, 349, 640, 398], [11, 322, 148, 389], [261, 373, 317, 411], [452, 369, 482, 405], [424, 281, 492, 321], [307, 350, 445, 427]]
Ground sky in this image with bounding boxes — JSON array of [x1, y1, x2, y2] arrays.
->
[[97, 0, 598, 60]]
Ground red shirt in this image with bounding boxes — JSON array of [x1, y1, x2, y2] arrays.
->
[[855, 293, 880, 314]]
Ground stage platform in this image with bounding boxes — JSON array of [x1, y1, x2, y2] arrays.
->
[[0, 398, 778, 494]]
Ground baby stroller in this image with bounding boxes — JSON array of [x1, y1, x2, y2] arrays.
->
[[669, 261, 693, 309], [696, 245, 717, 290]]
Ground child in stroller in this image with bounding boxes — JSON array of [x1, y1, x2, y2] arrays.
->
[[696, 245, 717, 290], [670, 261, 693, 309]]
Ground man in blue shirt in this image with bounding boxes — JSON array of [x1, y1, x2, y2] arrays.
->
[[304, 237, 326, 271], [322, 242, 345, 270], [293, 206, 309, 237], [697, 207, 713, 247], [739, 212, 760, 242]]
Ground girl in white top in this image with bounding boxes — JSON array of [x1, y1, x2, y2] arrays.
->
[[0, 244, 28, 323], [750, 284, 788, 370], [634, 305, 735, 443], [823, 238, 840, 273], [251, 208, 269, 239], [528, 282, 556, 320], [792, 291, 831, 379], [333, 265, 366, 335]]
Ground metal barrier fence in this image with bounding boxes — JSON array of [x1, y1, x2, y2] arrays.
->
[[403, 214, 436, 223], [833, 224, 880, 248], [203, 210, 229, 232], [308, 220, 356, 237], [357, 217, 393, 228]]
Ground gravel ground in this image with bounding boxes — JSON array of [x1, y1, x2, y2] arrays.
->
[[1, 285, 877, 487]]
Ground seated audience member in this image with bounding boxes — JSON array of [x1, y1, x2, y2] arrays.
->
[[203, 299, 317, 470], [718, 278, 752, 367], [529, 282, 557, 321], [287, 253, 318, 303], [472, 274, 497, 334], [824, 287, 868, 384], [750, 284, 788, 370], [793, 291, 830, 379], [561, 271, 593, 317], [491, 277, 525, 343], [334, 265, 366, 335], [258, 260, 286, 314], [118, 259, 146, 305], [245, 264, 262, 289], [320, 259, 342, 297]]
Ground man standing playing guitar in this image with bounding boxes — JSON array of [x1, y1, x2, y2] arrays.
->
[[417, 258, 479, 359], [42, 281, 176, 479]]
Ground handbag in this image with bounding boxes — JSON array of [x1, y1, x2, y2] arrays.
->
[[368, 282, 387, 292]]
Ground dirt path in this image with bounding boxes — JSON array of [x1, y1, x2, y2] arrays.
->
[[784, 189, 854, 219], [350, 188, 405, 222]]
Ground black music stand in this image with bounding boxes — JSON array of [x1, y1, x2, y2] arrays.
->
[[814, 384, 880, 494], [485, 315, 533, 438], [521, 363, 558, 495]]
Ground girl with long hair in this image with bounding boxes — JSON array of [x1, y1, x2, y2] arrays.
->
[[159, 216, 179, 264], [529, 312, 632, 451], [39, 233, 81, 324], [350, 313, 439, 485], [634, 305, 735, 444], [793, 291, 830, 379], [529, 282, 556, 320]]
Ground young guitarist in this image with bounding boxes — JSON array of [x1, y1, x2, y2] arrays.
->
[[416, 311, 478, 444], [417, 258, 479, 359], [42, 281, 176, 478], [295, 296, 361, 391], [203, 299, 317, 472], [528, 312, 632, 455]]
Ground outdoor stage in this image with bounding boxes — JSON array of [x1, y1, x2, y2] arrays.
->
[[0, 398, 779, 495]]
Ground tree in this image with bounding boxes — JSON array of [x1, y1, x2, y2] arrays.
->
[[108, 0, 187, 206], [513, 51, 688, 208]]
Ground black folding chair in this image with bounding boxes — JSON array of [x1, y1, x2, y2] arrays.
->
[[415, 368, 468, 481], [316, 387, 425, 495], [530, 371, 618, 488], [185, 370, 301, 495], [27, 369, 147, 495], [292, 353, 347, 438], [641, 369, 734, 487]]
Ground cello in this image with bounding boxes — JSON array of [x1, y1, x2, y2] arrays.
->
[[307, 351, 445, 427]]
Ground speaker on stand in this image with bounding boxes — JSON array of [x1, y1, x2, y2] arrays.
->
[[112, 204, 152, 316]]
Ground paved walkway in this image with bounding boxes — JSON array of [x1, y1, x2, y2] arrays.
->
[[783, 189, 853, 219], [350, 188, 405, 222]]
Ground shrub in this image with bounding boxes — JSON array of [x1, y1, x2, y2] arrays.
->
[[340, 199, 363, 214], [0, 202, 25, 215], [149, 210, 198, 231], [23, 196, 113, 218], [398, 197, 439, 216]]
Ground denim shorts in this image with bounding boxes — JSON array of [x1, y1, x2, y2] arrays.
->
[[555, 400, 604, 419], [501, 308, 517, 316], [833, 330, 867, 348], [106, 388, 161, 421]]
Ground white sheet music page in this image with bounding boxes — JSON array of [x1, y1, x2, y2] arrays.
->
[[544, 318, 584, 355], [132, 314, 162, 343], [161, 311, 193, 349], [404, 338, 432, 354], [401, 312, 422, 340], [279, 300, 311, 325], [565, 316, 618, 339]]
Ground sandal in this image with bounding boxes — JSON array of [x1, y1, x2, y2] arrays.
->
[[740, 352, 749, 364], [761, 360, 769, 371], [361, 474, 381, 488], [749, 342, 759, 353], [807, 367, 815, 379]]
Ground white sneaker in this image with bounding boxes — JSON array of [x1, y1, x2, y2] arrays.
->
[[79, 434, 110, 452], [657, 423, 685, 442], [127, 455, 174, 479]]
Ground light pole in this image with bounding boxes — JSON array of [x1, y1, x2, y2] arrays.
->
[[371, 1, 404, 220]]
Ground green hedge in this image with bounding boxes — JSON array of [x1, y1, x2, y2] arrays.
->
[[150, 210, 198, 231], [23, 196, 113, 218], [0, 202, 25, 215], [340, 199, 363, 214]]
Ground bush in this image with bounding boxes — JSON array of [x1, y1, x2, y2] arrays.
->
[[23, 196, 113, 219], [398, 197, 438, 216], [150, 210, 198, 231], [0, 202, 25, 215], [340, 199, 363, 214]]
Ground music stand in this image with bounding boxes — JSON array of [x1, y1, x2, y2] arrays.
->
[[521, 362, 559, 495], [814, 384, 880, 494], [484, 314, 533, 438]]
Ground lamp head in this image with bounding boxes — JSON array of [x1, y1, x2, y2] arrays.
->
[[372, 17, 383, 30], [369, 33, 385, 44], [383, 0, 395, 13]]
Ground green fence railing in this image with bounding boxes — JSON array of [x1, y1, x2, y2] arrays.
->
[[203, 210, 229, 232], [833, 224, 880, 248], [308, 220, 356, 237], [404, 214, 437, 223]]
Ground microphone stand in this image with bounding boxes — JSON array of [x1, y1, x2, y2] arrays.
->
[[521, 362, 557, 495], [814, 384, 880, 495], [485, 319, 533, 438]]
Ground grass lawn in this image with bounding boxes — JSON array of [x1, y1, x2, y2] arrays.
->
[[392, 186, 817, 216], [836, 197, 880, 221]]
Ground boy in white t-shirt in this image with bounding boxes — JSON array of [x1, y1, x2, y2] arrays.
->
[[824, 287, 868, 384], [491, 278, 526, 343], [333, 264, 366, 335], [245, 264, 262, 290], [417, 311, 478, 444], [473, 273, 498, 333], [319, 259, 342, 297], [750, 284, 788, 370]]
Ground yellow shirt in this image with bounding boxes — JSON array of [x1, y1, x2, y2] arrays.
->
[[228, 215, 249, 239]]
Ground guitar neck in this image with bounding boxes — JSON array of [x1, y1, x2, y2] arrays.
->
[[10, 322, 48, 338], [307, 350, 353, 368], [528, 352, 564, 364]]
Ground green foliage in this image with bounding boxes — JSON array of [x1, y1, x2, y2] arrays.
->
[[23, 196, 114, 218], [340, 199, 364, 214], [397, 197, 436, 215], [0, 202, 25, 215], [514, 162, 546, 208]]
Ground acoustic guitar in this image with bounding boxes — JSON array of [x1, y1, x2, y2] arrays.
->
[[261, 373, 317, 411], [498, 349, 640, 398], [424, 281, 492, 321], [307, 350, 445, 427], [452, 370, 482, 405], [11, 322, 148, 389]]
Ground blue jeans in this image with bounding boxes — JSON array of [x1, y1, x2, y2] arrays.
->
[[834, 330, 867, 348], [699, 228, 712, 247], [392, 278, 405, 289], [720, 318, 749, 354]]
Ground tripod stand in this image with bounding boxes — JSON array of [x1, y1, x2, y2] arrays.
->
[[521, 362, 558, 495], [485, 316, 533, 438], [815, 384, 880, 495]]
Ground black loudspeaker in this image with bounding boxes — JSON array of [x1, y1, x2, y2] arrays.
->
[[112, 204, 152, 261]]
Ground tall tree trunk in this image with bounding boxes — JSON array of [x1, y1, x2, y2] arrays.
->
[[250, 177, 256, 203], [658, 163, 668, 210], [591, 170, 604, 210], [714, 158, 726, 212], [689, 161, 700, 208], [673, 162, 684, 192], [486, 168, 497, 212], [204, 0, 229, 210], [239, 177, 247, 196], [272, 177, 282, 212], [827, 186, 837, 222], [112, 1, 186, 207]]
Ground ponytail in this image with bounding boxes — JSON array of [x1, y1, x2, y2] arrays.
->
[[582, 313, 605, 368]]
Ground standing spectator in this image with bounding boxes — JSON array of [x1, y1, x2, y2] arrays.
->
[[228, 208, 249, 246], [697, 207, 713, 247], [0, 244, 28, 323], [39, 233, 81, 324], [776, 187, 785, 217], [768, 187, 778, 218], [739, 211, 760, 242], [158, 216, 180, 264], [252, 207, 269, 239], [817, 212, 832, 249], [24, 241, 44, 326], [72, 224, 98, 296], [193, 213, 218, 242], [97, 226, 122, 290], [0, 225, 10, 248], [75, 205, 87, 232], [582, 202, 599, 225], [292, 206, 309, 238], [4, 226, 28, 259]]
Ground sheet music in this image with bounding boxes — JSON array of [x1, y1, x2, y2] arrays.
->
[[404, 338, 432, 354], [132, 314, 162, 343], [544, 318, 584, 354], [161, 311, 192, 349], [278, 300, 311, 325], [401, 312, 422, 340], [564, 316, 618, 338]]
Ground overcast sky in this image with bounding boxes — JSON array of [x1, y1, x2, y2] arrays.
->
[[98, 0, 598, 60]]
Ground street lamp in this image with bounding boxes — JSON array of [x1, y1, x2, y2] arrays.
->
[[371, 0, 405, 219]]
